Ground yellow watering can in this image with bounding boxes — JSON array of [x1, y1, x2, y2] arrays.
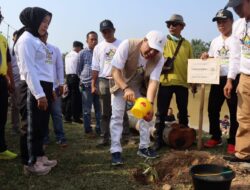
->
[[130, 97, 152, 119]]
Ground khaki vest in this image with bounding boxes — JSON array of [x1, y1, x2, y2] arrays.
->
[[110, 39, 161, 94]]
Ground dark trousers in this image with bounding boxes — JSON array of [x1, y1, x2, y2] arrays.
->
[[208, 75, 239, 145], [0, 76, 8, 152], [65, 74, 81, 121], [19, 80, 52, 165], [156, 85, 189, 144]]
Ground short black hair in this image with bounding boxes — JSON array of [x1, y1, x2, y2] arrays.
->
[[86, 31, 98, 39], [73, 41, 83, 49], [13, 31, 18, 36]]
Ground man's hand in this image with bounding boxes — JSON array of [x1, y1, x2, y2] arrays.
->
[[224, 79, 233, 99], [200, 52, 209, 60], [37, 96, 48, 111], [123, 87, 136, 102], [143, 107, 154, 122], [59, 85, 64, 96], [52, 91, 57, 102], [7, 79, 15, 94], [91, 84, 98, 94]]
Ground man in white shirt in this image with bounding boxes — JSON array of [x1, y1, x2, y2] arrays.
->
[[92, 20, 129, 146], [201, 9, 239, 154], [64, 41, 83, 123], [224, 0, 250, 163], [40, 32, 67, 148], [110, 31, 166, 165]]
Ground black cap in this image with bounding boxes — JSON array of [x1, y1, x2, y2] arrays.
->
[[73, 41, 83, 49], [100, 19, 114, 31], [225, 0, 242, 8], [212, 9, 233, 22]]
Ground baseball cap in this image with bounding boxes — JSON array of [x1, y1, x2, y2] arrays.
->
[[225, 0, 242, 8], [100, 19, 115, 31], [212, 9, 233, 22], [165, 14, 185, 25], [145, 30, 166, 53]]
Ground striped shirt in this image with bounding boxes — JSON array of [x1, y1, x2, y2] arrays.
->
[[77, 47, 93, 87]]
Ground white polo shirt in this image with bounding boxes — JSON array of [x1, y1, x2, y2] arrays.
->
[[111, 39, 164, 81], [208, 35, 233, 76], [47, 43, 64, 88], [14, 31, 54, 99], [92, 39, 121, 78], [65, 50, 79, 75], [228, 18, 250, 79]]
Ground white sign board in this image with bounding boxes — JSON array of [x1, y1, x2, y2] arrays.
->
[[188, 59, 220, 84]]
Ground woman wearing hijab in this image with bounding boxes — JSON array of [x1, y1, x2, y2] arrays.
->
[[14, 7, 56, 175]]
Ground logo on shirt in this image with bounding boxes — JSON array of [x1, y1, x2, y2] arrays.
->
[[44, 46, 53, 64], [217, 46, 230, 59], [240, 32, 250, 59], [104, 49, 116, 64]]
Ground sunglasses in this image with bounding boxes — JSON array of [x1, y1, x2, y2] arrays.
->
[[167, 22, 181, 28]]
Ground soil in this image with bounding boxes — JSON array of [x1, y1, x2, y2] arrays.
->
[[133, 150, 250, 190]]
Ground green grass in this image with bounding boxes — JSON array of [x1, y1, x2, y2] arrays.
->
[[0, 119, 228, 190]]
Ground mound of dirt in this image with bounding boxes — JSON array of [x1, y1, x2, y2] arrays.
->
[[133, 150, 250, 189], [154, 150, 226, 185], [133, 150, 226, 186]]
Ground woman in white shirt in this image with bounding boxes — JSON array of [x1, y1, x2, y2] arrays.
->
[[14, 7, 56, 175]]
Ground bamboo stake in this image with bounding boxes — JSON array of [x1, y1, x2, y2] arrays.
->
[[198, 84, 205, 150]]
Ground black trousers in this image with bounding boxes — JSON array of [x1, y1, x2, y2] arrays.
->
[[65, 74, 81, 121], [156, 85, 189, 144], [0, 75, 8, 152], [19, 80, 52, 165], [208, 75, 239, 145]]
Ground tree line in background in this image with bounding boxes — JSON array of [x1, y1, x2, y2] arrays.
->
[[191, 39, 210, 58], [62, 39, 210, 61]]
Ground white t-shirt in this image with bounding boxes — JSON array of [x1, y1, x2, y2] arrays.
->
[[47, 43, 64, 88], [14, 31, 54, 99], [208, 35, 232, 76], [92, 39, 121, 78], [65, 50, 79, 75], [228, 18, 250, 79], [111, 39, 164, 81]]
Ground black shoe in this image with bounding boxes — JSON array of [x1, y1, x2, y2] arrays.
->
[[223, 155, 250, 163], [111, 152, 123, 166]]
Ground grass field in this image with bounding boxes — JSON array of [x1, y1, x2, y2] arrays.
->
[[0, 117, 228, 190]]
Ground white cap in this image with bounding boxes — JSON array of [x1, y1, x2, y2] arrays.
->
[[145, 30, 166, 53]]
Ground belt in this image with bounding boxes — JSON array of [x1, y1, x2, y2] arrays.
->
[[99, 77, 112, 80], [67, 74, 78, 78]]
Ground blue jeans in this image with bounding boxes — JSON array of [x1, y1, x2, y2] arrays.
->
[[82, 85, 101, 134], [44, 97, 66, 144]]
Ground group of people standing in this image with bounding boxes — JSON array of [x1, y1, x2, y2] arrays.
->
[[1, 0, 250, 177]]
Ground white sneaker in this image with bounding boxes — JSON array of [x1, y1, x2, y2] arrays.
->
[[37, 156, 57, 168], [23, 163, 51, 176]]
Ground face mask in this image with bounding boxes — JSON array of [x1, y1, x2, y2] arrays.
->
[[169, 34, 181, 41]]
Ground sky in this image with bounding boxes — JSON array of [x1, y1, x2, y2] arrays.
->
[[0, 0, 237, 53]]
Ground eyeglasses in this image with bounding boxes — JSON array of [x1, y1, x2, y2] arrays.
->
[[167, 22, 181, 28]]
